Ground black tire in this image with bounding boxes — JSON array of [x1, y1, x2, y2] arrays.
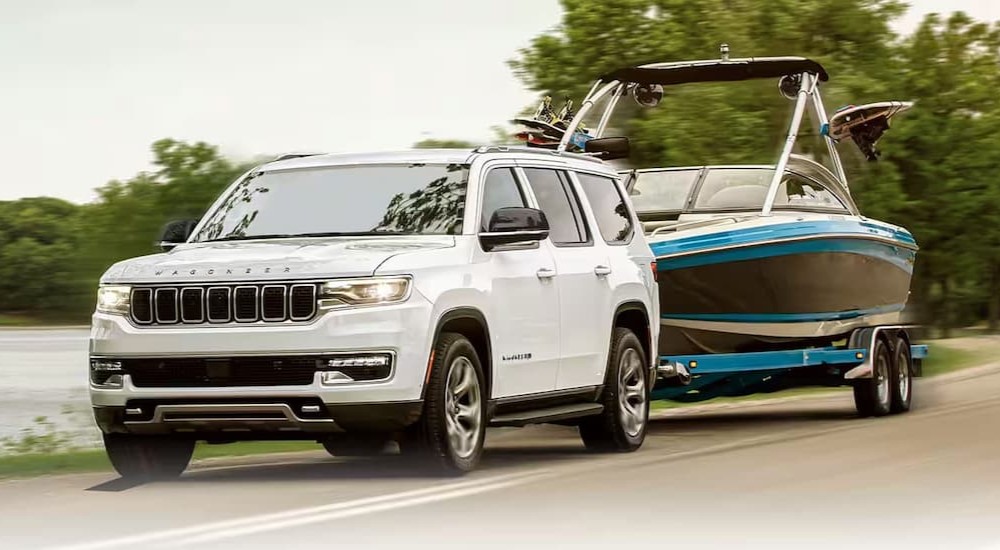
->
[[852, 336, 892, 417], [399, 332, 486, 474], [579, 327, 649, 452], [890, 336, 913, 414], [103, 433, 195, 480], [321, 434, 390, 457]]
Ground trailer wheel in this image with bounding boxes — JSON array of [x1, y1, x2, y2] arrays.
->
[[853, 337, 892, 417], [890, 337, 912, 414]]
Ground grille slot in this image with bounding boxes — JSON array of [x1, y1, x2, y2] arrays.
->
[[207, 287, 231, 323], [129, 283, 319, 326], [180, 288, 204, 323], [261, 286, 287, 321], [154, 288, 178, 324], [131, 289, 153, 324], [233, 286, 259, 321], [290, 284, 317, 320]]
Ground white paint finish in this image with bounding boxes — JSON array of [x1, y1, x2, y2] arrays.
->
[[481, 245, 560, 397], [548, 241, 613, 389]]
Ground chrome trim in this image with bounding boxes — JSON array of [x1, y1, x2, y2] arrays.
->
[[289, 283, 318, 321], [206, 286, 232, 323], [260, 284, 288, 322], [135, 403, 336, 425], [180, 287, 205, 323], [233, 285, 259, 322], [153, 288, 179, 324]]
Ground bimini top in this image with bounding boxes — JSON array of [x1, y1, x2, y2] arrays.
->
[[600, 56, 829, 86]]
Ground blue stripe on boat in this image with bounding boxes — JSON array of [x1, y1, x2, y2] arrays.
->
[[661, 303, 906, 324], [656, 237, 915, 272], [649, 219, 917, 260]]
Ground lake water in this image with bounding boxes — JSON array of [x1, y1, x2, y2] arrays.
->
[[0, 329, 99, 447]]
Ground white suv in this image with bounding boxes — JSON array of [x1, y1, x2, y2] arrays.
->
[[90, 146, 659, 477]]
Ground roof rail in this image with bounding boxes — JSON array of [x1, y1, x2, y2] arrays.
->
[[271, 152, 325, 162], [471, 145, 604, 163]]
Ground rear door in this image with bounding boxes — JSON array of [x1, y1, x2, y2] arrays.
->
[[520, 166, 611, 390]]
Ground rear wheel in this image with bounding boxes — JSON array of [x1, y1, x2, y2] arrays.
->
[[853, 337, 892, 417], [103, 434, 195, 480], [399, 332, 485, 473], [579, 328, 649, 452], [890, 337, 913, 414]]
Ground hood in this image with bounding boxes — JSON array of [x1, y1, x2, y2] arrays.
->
[[101, 236, 455, 283]]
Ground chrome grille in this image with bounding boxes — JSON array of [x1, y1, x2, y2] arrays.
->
[[130, 283, 318, 325]]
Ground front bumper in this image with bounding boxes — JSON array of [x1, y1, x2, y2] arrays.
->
[[90, 296, 435, 434]]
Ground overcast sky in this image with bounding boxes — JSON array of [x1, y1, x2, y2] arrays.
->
[[3, 0, 999, 204]]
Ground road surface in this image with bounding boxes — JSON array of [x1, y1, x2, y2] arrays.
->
[[1, 364, 999, 550]]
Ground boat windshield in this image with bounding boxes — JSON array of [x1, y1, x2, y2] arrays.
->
[[630, 166, 849, 215], [628, 169, 701, 212]]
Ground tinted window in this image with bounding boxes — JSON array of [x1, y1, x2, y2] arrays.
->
[[479, 168, 526, 231], [577, 173, 633, 243], [629, 169, 701, 212], [193, 164, 468, 241], [523, 168, 589, 245]]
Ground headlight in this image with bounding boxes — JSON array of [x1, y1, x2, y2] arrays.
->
[[319, 277, 410, 309], [96, 286, 131, 315]]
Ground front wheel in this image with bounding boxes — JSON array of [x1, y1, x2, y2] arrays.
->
[[579, 327, 649, 452], [103, 434, 195, 480], [399, 332, 486, 474]]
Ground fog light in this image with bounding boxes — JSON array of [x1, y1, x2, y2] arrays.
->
[[90, 359, 124, 388], [327, 355, 391, 368], [320, 354, 393, 384]]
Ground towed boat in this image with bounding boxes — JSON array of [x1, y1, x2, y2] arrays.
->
[[543, 48, 917, 356]]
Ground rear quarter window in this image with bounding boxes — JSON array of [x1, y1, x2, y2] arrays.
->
[[576, 172, 634, 244]]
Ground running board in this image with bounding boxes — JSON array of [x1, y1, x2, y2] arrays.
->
[[489, 403, 604, 427]]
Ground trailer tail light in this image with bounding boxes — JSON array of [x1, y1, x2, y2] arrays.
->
[[650, 261, 658, 282]]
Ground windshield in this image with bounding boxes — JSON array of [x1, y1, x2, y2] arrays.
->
[[193, 163, 469, 242], [629, 169, 700, 212]]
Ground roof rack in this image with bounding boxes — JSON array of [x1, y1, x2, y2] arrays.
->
[[471, 145, 604, 163], [271, 152, 325, 162]]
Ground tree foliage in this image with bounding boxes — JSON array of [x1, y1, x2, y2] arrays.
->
[[512, 1, 1000, 333]]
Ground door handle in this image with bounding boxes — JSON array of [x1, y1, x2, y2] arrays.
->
[[536, 268, 556, 279], [594, 265, 612, 277]]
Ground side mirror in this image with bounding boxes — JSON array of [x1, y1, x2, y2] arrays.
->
[[479, 207, 549, 251], [159, 219, 198, 251], [584, 137, 630, 160]]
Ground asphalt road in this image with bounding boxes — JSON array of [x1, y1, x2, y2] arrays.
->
[[2, 365, 999, 550]]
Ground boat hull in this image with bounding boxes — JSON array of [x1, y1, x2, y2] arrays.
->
[[653, 220, 917, 355]]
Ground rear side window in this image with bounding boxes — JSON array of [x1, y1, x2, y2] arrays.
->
[[522, 168, 589, 246], [577, 173, 633, 244], [479, 168, 526, 231]]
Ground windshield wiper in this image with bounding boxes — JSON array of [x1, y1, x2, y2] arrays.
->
[[204, 231, 410, 242]]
